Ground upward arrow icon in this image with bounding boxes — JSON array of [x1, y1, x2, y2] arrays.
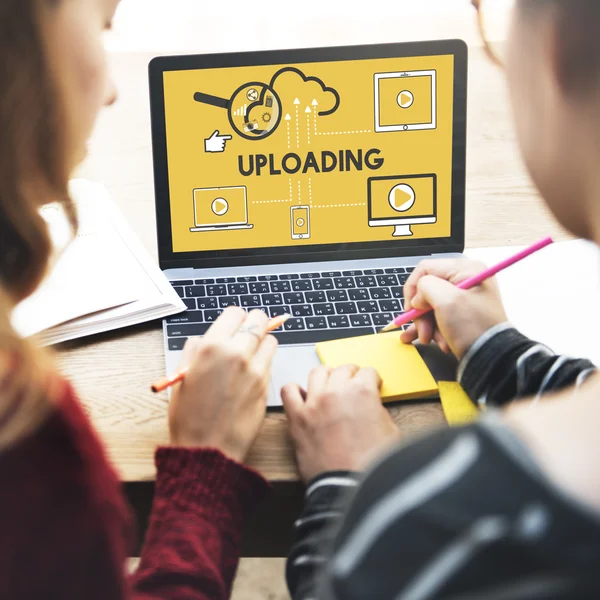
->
[[293, 98, 301, 105]]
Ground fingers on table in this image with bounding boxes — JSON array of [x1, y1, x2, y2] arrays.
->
[[281, 382, 305, 414], [328, 364, 360, 388], [354, 367, 383, 390], [230, 309, 271, 357]]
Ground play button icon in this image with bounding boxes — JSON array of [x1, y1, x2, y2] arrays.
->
[[211, 197, 229, 216], [389, 184, 416, 212], [397, 90, 414, 109]]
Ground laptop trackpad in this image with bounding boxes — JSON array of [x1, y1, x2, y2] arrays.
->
[[268, 345, 321, 407]]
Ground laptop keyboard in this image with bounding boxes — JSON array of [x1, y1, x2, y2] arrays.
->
[[165, 267, 415, 350]]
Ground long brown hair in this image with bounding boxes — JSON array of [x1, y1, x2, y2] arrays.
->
[[0, 0, 76, 448]]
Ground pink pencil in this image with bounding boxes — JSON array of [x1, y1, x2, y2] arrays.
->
[[379, 236, 554, 334]]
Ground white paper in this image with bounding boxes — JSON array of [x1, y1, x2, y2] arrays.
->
[[466, 240, 600, 366], [12, 180, 185, 343]]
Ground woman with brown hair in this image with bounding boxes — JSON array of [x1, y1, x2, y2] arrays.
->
[[0, 0, 282, 597]]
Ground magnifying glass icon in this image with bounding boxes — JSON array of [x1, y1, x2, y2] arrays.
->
[[194, 81, 283, 141]]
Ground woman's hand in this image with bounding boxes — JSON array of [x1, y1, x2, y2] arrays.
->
[[168, 307, 278, 462], [400, 259, 508, 359], [281, 365, 399, 483]]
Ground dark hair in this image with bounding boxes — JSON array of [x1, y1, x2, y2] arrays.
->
[[522, 0, 600, 93]]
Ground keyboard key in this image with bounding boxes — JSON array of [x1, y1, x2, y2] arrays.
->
[[364, 269, 383, 275], [306, 317, 327, 329], [216, 277, 236, 283], [300, 273, 321, 279], [327, 315, 350, 328], [168, 338, 188, 351], [262, 294, 283, 306], [314, 303, 335, 316], [321, 271, 342, 278], [398, 274, 410, 284], [241, 295, 261, 307], [335, 302, 358, 315], [204, 309, 223, 322], [391, 287, 404, 299], [166, 311, 205, 324], [292, 280, 312, 292], [206, 285, 226, 296], [406, 267, 415, 273], [357, 301, 379, 313], [379, 299, 402, 312], [305, 291, 326, 303], [327, 290, 348, 302], [173, 287, 184, 298], [334, 277, 356, 289], [195, 278, 215, 285], [269, 305, 290, 318], [292, 305, 313, 317], [349, 289, 369, 301], [236, 276, 257, 282], [384, 268, 406, 274], [197, 297, 218, 310], [258, 275, 279, 281], [372, 313, 394, 327], [185, 285, 206, 298], [228, 283, 248, 295], [256, 306, 269, 315], [270, 281, 291, 293], [250, 282, 269, 294], [219, 296, 240, 308], [279, 274, 299, 280], [313, 278, 334, 290], [356, 276, 376, 288], [342, 270, 363, 276], [172, 280, 193, 286], [183, 298, 196, 310], [167, 323, 210, 337], [350, 314, 372, 327], [283, 292, 304, 305], [377, 275, 398, 286], [370, 287, 391, 300], [284, 318, 306, 331]]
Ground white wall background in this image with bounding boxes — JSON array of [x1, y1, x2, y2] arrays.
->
[[106, 0, 482, 54]]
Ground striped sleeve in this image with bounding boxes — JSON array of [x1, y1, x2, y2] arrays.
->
[[458, 323, 596, 408], [286, 472, 360, 600], [287, 423, 600, 600]]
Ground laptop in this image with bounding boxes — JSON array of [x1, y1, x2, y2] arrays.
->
[[149, 40, 468, 406]]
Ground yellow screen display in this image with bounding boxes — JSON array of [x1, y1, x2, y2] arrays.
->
[[164, 54, 454, 253]]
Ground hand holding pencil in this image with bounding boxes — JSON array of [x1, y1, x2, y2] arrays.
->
[[398, 238, 553, 359], [163, 307, 285, 462]]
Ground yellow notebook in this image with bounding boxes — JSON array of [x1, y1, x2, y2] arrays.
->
[[316, 333, 438, 403], [438, 381, 480, 426]]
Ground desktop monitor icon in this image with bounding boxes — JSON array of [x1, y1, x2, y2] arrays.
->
[[367, 174, 437, 237], [190, 185, 254, 232]]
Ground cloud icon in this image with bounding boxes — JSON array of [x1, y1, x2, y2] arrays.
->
[[269, 67, 340, 117]]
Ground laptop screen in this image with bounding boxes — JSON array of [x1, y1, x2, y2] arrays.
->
[[152, 43, 466, 267]]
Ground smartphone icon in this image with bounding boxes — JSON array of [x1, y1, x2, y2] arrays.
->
[[291, 206, 310, 239]]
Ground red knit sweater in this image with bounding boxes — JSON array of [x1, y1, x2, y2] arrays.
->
[[0, 379, 269, 599]]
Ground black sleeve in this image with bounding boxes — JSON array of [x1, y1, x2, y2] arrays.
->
[[286, 471, 361, 600], [459, 325, 596, 407], [287, 423, 600, 600]]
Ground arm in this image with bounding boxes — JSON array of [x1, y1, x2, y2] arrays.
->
[[130, 448, 268, 600], [458, 323, 596, 407], [288, 422, 600, 600]]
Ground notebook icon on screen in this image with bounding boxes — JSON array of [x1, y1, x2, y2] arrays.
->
[[190, 185, 254, 232]]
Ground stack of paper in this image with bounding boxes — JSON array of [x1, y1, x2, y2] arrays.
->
[[11, 180, 185, 345]]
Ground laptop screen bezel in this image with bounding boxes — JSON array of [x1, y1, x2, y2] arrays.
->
[[149, 40, 468, 270]]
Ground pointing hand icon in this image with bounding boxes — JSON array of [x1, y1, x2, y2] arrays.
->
[[204, 130, 233, 153]]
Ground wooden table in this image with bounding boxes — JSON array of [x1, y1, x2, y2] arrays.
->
[[56, 47, 568, 556]]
